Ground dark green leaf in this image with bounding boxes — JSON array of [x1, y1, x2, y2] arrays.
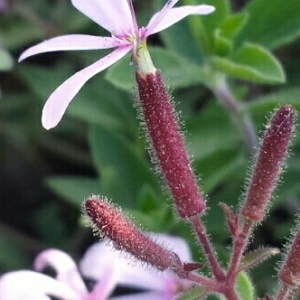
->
[[46, 176, 102, 207], [195, 149, 246, 192], [0, 230, 31, 269], [239, 0, 300, 49], [185, 101, 238, 161], [212, 43, 285, 84], [137, 185, 161, 213], [89, 124, 161, 208]]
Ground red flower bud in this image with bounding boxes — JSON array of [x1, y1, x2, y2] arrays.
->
[[279, 230, 300, 287], [136, 71, 205, 218], [84, 196, 173, 271], [240, 105, 294, 221]]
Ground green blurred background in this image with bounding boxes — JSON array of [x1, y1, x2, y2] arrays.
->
[[0, 0, 300, 297]]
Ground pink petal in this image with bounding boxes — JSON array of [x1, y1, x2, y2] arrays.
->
[[41, 46, 131, 129], [0, 271, 80, 300], [145, 0, 179, 35], [80, 238, 162, 291], [71, 0, 134, 35], [147, 4, 215, 35], [80, 234, 191, 292], [34, 249, 87, 296], [155, 234, 192, 262], [110, 292, 166, 300], [88, 264, 120, 300], [19, 34, 118, 62]]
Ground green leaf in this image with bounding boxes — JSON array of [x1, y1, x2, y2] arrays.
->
[[235, 272, 255, 300], [176, 286, 208, 300], [0, 19, 44, 50], [105, 47, 205, 92], [213, 29, 232, 56], [217, 273, 255, 300], [238, 248, 280, 273], [0, 49, 13, 71], [213, 13, 249, 56], [89, 124, 161, 208], [212, 43, 285, 84], [246, 88, 300, 114], [220, 13, 249, 40], [0, 230, 31, 269], [46, 176, 102, 207], [195, 149, 246, 192], [198, 0, 230, 33], [239, 0, 300, 49], [122, 208, 169, 231], [185, 101, 238, 161], [137, 184, 161, 213], [244, 88, 300, 127]]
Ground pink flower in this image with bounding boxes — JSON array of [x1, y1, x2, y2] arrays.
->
[[19, 0, 214, 130], [0, 234, 192, 300]]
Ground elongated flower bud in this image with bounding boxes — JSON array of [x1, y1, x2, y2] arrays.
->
[[84, 196, 173, 271], [136, 70, 205, 218], [240, 105, 294, 221], [279, 230, 300, 287]]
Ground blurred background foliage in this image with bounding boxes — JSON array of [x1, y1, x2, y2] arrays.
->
[[0, 0, 300, 297]]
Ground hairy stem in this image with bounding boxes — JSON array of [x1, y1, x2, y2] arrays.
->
[[190, 216, 225, 280], [213, 79, 258, 154], [226, 218, 253, 280], [275, 283, 292, 300]]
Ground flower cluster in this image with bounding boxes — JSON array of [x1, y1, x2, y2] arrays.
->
[[0, 234, 192, 300]]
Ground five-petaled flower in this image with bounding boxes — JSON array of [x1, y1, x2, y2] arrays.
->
[[19, 0, 214, 130], [0, 234, 192, 300]]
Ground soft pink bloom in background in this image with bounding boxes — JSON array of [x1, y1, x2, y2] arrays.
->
[[19, 0, 214, 130], [0, 234, 192, 300]]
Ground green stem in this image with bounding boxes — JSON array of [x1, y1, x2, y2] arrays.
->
[[212, 78, 258, 155]]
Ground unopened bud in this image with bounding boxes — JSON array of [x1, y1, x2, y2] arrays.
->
[[136, 71, 205, 218], [240, 105, 294, 221], [279, 230, 300, 287], [84, 196, 173, 271]]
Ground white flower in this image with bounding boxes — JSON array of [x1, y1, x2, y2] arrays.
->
[[0, 234, 192, 300], [19, 0, 214, 130]]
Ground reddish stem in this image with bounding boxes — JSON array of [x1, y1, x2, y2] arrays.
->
[[275, 283, 292, 300], [190, 216, 225, 280], [226, 218, 253, 280]]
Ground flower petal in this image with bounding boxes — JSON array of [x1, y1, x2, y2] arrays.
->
[[144, 0, 178, 36], [146, 4, 215, 35], [89, 264, 120, 300], [41, 46, 131, 129], [71, 0, 134, 35], [80, 234, 191, 292], [80, 238, 162, 291], [0, 271, 80, 300], [34, 249, 87, 296], [155, 234, 192, 262], [18, 35, 118, 62], [110, 291, 166, 300]]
